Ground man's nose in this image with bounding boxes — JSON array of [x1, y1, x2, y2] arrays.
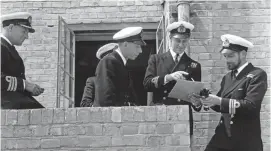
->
[[178, 42, 184, 47]]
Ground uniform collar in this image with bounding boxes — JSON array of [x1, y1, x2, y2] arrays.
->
[[0, 34, 13, 46], [236, 62, 249, 76], [169, 48, 184, 61], [115, 47, 127, 65]]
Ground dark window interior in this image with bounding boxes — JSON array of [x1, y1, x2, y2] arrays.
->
[[75, 40, 156, 107]]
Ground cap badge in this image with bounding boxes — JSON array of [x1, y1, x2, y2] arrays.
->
[[177, 24, 186, 33], [28, 16, 32, 24], [223, 39, 230, 47]]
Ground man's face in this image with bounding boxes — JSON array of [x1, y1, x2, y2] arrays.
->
[[9, 25, 29, 46], [123, 41, 142, 60], [222, 49, 242, 70], [171, 34, 190, 53]]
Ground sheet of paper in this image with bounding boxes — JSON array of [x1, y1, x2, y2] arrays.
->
[[168, 79, 205, 102]]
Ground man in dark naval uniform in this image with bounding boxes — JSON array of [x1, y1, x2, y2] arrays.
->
[[1, 12, 44, 109], [143, 21, 202, 136], [80, 43, 117, 107], [199, 34, 267, 151], [93, 27, 145, 107]]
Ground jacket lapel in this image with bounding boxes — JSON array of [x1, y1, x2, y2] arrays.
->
[[172, 52, 189, 73], [161, 51, 175, 74], [221, 63, 254, 97], [112, 51, 125, 67]]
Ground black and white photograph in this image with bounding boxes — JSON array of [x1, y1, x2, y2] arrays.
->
[[1, 0, 270, 151]]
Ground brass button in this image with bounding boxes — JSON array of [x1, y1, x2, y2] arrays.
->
[[163, 97, 166, 100], [230, 121, 233, 124], [177, 99, 181, 102], [220, 120, 223, 124], [164, 90, 167, 93]]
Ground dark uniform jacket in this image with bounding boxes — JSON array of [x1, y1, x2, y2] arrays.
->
[[80, 76, 95, 107], [1, 38, 44, 109], [143, 51, 202, 134], [93, 51, 133, 107], [207, 63, 267, 151]]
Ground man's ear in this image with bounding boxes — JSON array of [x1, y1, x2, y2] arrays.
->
[[123, 41, 128, 47], [241, 50, 247, 57], [7, 24, 14, 32]]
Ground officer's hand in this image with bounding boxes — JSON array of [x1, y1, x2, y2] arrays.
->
[[25, 80, 36, 93], [25, 80, 44, 96], [203, 94, 221, 106], [188, 93, 203, 107], [166, 71, 188, 82], [31, 85, 44, 96]]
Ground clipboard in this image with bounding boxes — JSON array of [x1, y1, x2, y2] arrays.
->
[[168, 79, 204, 102]]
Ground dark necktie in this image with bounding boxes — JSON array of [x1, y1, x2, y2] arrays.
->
[[232, 69, 238, 79], [174, 54, 179, 64]]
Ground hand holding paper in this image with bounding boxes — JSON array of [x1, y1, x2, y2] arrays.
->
[[168, 79, 205, 103], [202, 94, 222, 106], [188, 93, 203, 107], [165, 71, 188, 82]]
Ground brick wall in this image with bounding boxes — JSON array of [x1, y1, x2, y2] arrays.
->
[[1, 106, 191, 151]]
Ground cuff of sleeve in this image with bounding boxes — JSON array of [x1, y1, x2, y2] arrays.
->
[[158, 75, 166, 87], [220, 98, 230, 113], [220, 98, 240, 114], [164, 75, 169, 85]]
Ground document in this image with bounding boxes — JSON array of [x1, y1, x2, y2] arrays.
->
[[168, 79, 205, 102]]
